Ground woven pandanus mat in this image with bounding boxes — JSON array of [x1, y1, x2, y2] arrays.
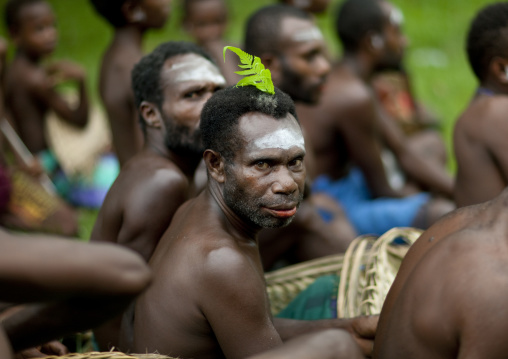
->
[[337, 227, 423, 318], [42, 352, 177, 359]]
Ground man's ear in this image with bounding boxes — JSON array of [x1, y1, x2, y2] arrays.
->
[[363, 31, 385, 54], [122, 0, 146, 23], [203, 149, 226, 183], [260, 53, 282, 87], [490, 56, 508, 84], [139, 101, 162, 128]]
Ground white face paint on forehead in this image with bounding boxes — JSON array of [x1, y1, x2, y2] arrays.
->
[[251, 126, 305, 152], [291, 26, 323, 42], [389, 7, 404, 26], [168, 57, 226, 85]]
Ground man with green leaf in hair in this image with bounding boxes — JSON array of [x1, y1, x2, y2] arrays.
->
[[129, 53, 377, 358]]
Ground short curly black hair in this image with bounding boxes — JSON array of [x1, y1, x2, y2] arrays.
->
[[89, 0, 136, 28], [334, 0, 385, 52], [131, 41, 215, 134], [244, 4, 311, 57], [466, 2, 508, 82], [5, 0, 46, 34], [200, 85, 298, 163]]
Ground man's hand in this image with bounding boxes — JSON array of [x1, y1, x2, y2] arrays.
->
[[46, 61, 86, 84], [347, 315, 378, 358], [15, 340, 68, 358]]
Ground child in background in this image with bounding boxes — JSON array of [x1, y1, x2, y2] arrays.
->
[[182, 0, 240, 85], [90, 0, 171, 167], [4, 0, 117, 209]]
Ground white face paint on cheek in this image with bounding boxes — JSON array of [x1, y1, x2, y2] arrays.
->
[[292, 27, 323, 42], [170, 57, 226, 85], [252, 127, 305, 151]]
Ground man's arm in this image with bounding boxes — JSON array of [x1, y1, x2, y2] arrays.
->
[[31, 61, 89, 128], [0, 229, 151, 352], [200, 246, 283, 359], [246, 329, 363, 359], [337, 94, 400, 198], [273, 315, 377, 357], [0, 230, 150, 302], [376, 103, 453, 197]]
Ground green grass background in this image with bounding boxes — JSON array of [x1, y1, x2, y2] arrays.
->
[[0, 0, 499, 237]]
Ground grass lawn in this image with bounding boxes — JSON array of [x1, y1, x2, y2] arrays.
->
[[0, 0, 498, 238]]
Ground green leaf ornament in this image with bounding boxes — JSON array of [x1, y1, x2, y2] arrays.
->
[[223, 46, 275, 95]]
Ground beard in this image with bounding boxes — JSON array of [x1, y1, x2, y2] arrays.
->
[[279, 58, 320, 105], [164, 119, 205, 157], [222, 168, 303, 229]]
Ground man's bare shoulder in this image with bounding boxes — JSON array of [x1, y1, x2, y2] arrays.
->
[[110, 154, 188, 205], [321, 65, 373, 110], [456, 95, 508, 135]]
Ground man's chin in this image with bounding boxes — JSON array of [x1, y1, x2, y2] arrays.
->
[[261, 216, 295, 229]]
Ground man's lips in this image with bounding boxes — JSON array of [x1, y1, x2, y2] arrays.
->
[[263, 206, 298, 218]]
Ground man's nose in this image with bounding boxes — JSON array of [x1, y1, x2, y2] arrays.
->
[[316, 54, 331, 77], [271, 168, 298, 194]]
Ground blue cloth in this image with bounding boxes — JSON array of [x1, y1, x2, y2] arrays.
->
[[38, 150, 119, 208], [312, 168, 430, 235]]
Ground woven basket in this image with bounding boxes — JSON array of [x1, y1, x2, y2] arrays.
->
[[337, 227, 422, 318], [42, 352, 176, 359], [265, 227, 422, 317], [265, 252, 355, 316]]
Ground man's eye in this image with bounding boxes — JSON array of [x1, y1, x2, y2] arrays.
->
[[184, 91, 199, 99], [256, 161, 269, 170], [290, 158, 303, 168]]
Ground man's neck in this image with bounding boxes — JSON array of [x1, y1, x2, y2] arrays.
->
[[476, 81, 508, 97], [207, 181, 260, 242], [145, 141, 201, 178], [341, 52, 374, 82], [112, 25, 145, 49]]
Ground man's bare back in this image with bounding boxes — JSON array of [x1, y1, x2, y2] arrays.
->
[[297, 64, 378, 184], [91, 150, 190, 259], [374, 189, 508, 358], [454, 92, 508, 208]]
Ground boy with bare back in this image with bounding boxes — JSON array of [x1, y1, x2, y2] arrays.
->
[[453, 2, 508, 208], [130, 85, 377, 359], [90, 0, 171, 166]]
